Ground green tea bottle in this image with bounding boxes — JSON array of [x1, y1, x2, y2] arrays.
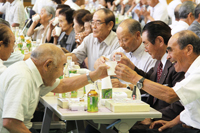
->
[[87, 84, 98, 112]]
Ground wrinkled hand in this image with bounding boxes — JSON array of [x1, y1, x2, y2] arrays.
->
[[95, 64, 109, 79], [52, 29, 59, 39], [134, 9, 141, 17], [94, 56, 109, 69], [115, 63, 139, 83], [111, 79, 126, 88], [140, 118, 152, 125], [149, 120, 176, 132], [113, 52, 135, 70], [49, 18, 56, 30]]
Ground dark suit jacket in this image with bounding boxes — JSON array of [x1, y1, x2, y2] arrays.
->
[[135, 60, 185, 121], [188, 20, 200, 38]]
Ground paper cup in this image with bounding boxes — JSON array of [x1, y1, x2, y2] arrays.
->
[[105, 61, 117, 76], [52, 17, 59, 26], [101, 76, 112, 89], [135, 0, 140, 4], [123, 0, 129, 5], [32, 14, 40, 21], [55, 26, 62, 36], [115, 0, 120, 5]]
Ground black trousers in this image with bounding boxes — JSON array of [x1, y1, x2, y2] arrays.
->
[[29, 128, 38, 133], [130, 124, 200, 133]]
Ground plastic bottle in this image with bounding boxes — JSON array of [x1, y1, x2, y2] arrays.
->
[[87, 84, 98, 112], [21, 43, 29, 54]]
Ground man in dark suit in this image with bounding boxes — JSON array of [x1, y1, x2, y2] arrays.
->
[[188, 4, 200, 38], [115, 21, 185, 129]]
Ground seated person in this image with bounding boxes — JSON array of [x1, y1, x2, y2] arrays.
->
[[54, 8, 76, 52], [27, 6, 55, 43]]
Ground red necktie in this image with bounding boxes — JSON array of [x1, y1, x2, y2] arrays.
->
[[157, 61, 163, 82]]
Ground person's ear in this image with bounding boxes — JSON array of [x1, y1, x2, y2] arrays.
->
[[156, 36, 165, 47], [0, 41, 4, 50], [185, 44, 194, 56], [107, 21, 114, 31], [43, 59, 54, 71]]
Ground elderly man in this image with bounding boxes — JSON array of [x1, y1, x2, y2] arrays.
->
[[188, 4, 200, 38], [94, 19, 156, 89], [0, 23, 14, 75], [142, 0, 169, 24], [0, 44, 108, 133], [171, 1, 196, 35], [116, 30, 200, 132], [115, 21, 185, 129], [69, 8, 120, 71], [0, 0, 25, 28]]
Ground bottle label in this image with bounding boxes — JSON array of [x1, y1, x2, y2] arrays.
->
[[71, 90, 77, 98], [87, 96, 98, 112], [69, 70, 77, 74], [102, 89, 112, 99], [84, 86, 86, 94]]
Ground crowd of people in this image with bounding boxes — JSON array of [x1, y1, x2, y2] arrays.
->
[[1, 0, 200, 133]]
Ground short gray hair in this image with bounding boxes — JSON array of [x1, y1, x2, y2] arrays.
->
[[31, 43, 64, 66], [42, 6, 55, 19], [179, 1, 196, 19], [176, 30, 200, 55], [120, 19, 141, 35]]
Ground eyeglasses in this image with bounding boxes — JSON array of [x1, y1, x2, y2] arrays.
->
[[90, 21, 106, 26], [144, 42, 150, 48]]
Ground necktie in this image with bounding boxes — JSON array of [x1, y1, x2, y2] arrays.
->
[[154, 61, 163, 103], [157, 61, 163, 82]]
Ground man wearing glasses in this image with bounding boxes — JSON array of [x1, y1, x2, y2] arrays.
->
[[68, 8, 120, 71]]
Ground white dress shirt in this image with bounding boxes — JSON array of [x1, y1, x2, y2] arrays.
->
[[147, 2, 169, 24], [65, 2, 81, 10], [0, 59, 60, 133], [3, 52, 24, 67], [173, 55, 200, 129], [0, 0, 25, 28], [72, 31, 120, 71], [106, 43, 156, 73], [167, 0, 182, 24], [0, 59, 7, 75], [171, 20, 189, 35]]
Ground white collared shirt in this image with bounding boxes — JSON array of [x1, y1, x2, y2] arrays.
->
[[72, 31, 120, 71], [160, 53, 168, 70], [0, 59, 7, 75], [3, 52, 24, 67], [0, 0, 25, 28], [0, 58, 60, 132], [171, 20, 189, 35], [65, 2, 81, 10], [173, 55, 200, 129], [106, 43, 156, 72], [147, 2, 169, 24], [167, 0, 182, 24]]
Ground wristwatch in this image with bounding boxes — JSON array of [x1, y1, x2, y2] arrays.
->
[[136, 77, 145, 90], [86, 72, 94, 83]]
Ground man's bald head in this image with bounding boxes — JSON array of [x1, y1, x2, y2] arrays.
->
[[31, 43, 65, 66], [118, 19, 141, 35]]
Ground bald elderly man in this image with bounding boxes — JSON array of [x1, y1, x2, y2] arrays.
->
[[94, 19, 156, 89], [0, 44, 108, 133]]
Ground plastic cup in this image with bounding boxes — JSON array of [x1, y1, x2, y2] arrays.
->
[[123, 0, 129, 5], [105, 61, 117, 76], [135, 0, 140, 4], [32, 14, 40, 21], [55, 26, 62, 36], [52, 17, 59, 26], [115, 54, 121, 61]]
